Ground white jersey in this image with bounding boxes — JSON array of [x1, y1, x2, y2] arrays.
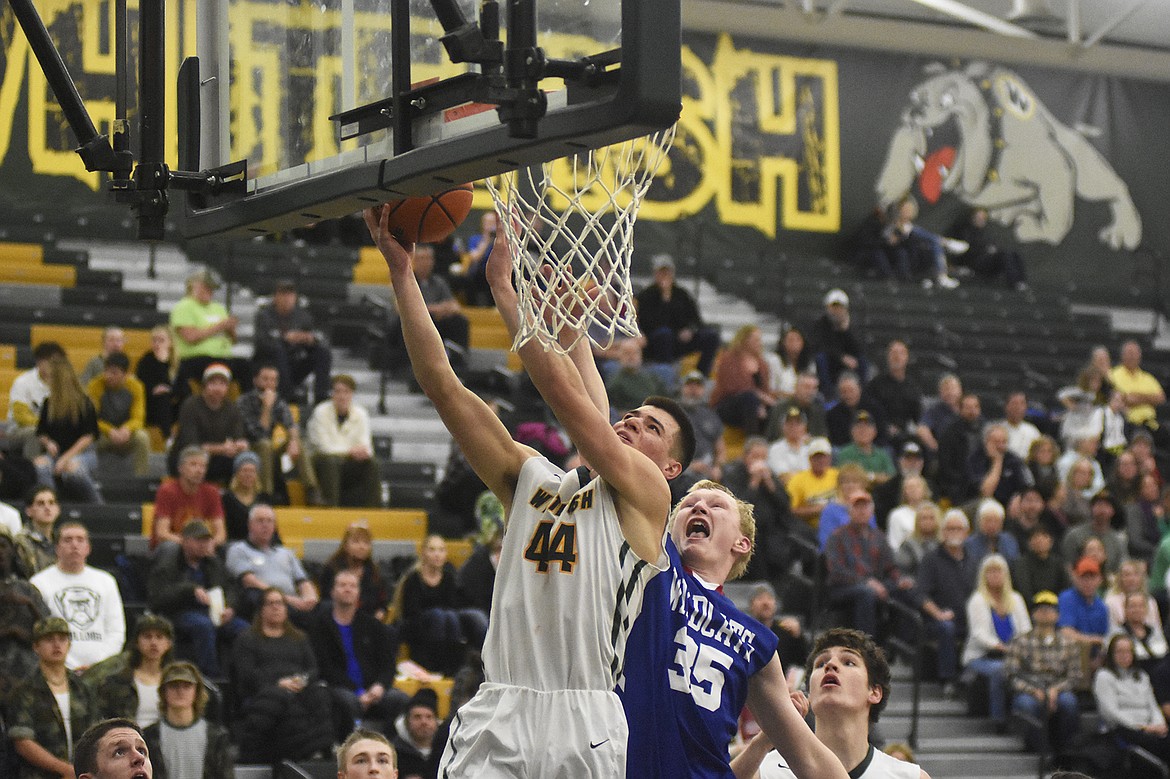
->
[[760, 745, 920, 779], [30, 564, 126, 670], [483, 456, 667, 691]]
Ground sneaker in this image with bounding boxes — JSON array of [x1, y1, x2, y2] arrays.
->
[[937, 275, 960, 289], [921, 278, 934, 289]]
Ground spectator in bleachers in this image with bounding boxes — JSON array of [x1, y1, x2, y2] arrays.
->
[[936, 392, 983, 504], [884, 194, 961, 290], [1025, 435, 1062, 503], [811, 289, 867, 392], [0, 524, 48, 702], [151, 446, 226, 551], [885, 475, 931, 549], [15, 485, 59, 575], [1113, 591, 1169, 675], [1129, 429, 1165, 487], [970, 422, 1034, 507], [1006, 590, 1083, 753], [227, 504, 319, 624], [221, 450, 272, 542], [709, 324, 776, 437], [745, 582, 812, 690], [866, 339, 925, 447], [394, 534, 488, 675], [1128, 473, 1166, 561], [917, 513, 980, 696], [772, 326, 815, 400], [317, 522, 390, 621], [1110, 340, 1166, 432], [785, 437, 837, 540], [1108, 449, 1143, 506], [835, 410, 895, 487], [33, 355, 103, 504], [86, 351, 150, 477], [764, 373, 827, 441], [920, 373, 962, 453], [148, 519, 246, 679], [1058, 457, 1097, 528], [606, 338, 668, 420], [390, 243, 470, 373], [142, 661, 235, 779], [635, 252, 721, 377], [458, 211, 499, 306], [849, 203, 908, 280], [78, 326, 126, 387], [816, 463, 872, 552], [307, 374, 380, 508], [824, 372, 885, 448], [5, 341, 65, 460], [1100, 391, 1133, 468], [30, 520, 125, 671], [824, 488, 916, 638], [170, 269, 244, 408], [1062, 490, 1125, 577], [135, 324, 177, 437], [946, 207, 1028, 290], [676, 369, 725, 482], [238, 362, 319, 502], [1005, 486, 1064, 548], [171, 362, 249, 484], [1013, 526, 1070, 608], [253, 278, 333, 406], [1059, 555, 1110, 662], [1093, 634, 1170, 764], [962, 552, 1030, 728], [767, 407, 811, 484], [873, 440, 928, 533], [893, 501, 941, 577], [7, 616, 97, 779], [392, 688, 441, 779], [310, 569, 406, 740], [457, 493, 503, 618], [1058, 368, 1107, 451], [1002, 391, 1042, 461], [93, 613, 174, 726], [232, 586, 335, 764], [1105, 560, 1162, 631], [721, 436, 794, 582], [965, 499, 1021, 566]]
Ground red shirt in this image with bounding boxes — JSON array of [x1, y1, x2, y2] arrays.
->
[[151, 478, 224, 548]]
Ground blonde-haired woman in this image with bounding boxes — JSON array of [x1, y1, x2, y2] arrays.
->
[[136, 324, 178, 435], [1105, 558, 1162, 631], [894, 502, 941, 577], [34, 355, 103, 503], [886, 475, 932, 551], [709, 324, 776, 436], [962, 554, 1030, 727]]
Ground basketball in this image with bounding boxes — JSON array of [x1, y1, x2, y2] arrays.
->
[[381, 183, 474, 243]]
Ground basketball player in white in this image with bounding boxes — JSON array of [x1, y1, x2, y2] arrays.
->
[[365, 207, 689, 776], [732, 628, 930, 779]]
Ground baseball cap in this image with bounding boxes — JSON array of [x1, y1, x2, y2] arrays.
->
[[808, 437, 832, 457], [182, 519, 213, 540], [202, 363, 232, 382], [784, 407, 807, 423], [823, 289, 849, 307], [406, 687, 439, 715], [274, 278, 297, 293], [1074, 556, 1101, 577], [651, 253, 676, 272], [852, 410, 875, 426], [1032, 590, 1059, 609], [682, 370, 705, 385], [900, 441, 923, 457], [161, 661, 203, 687], [188, 269, 221, 290], [133, 613, 175, 640], [33, 616, 71, 640]]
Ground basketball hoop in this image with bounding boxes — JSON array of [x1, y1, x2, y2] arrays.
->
[[486, 124, 677, 354]]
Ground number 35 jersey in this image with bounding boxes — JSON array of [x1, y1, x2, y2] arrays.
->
[[484, 456, 668, 692], [619, 538, 779, 778]]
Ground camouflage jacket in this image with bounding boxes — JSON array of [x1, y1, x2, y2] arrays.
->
[[143, 719, 237, 779], [14, 527, 54, 578], [7, 671, 96, 779], [94, 665, 143, 721]]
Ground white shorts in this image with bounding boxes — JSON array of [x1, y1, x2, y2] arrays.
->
[[438, 683, 627, 778]]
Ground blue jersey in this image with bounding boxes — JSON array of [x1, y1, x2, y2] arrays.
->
[[619, 538, 780, 778]]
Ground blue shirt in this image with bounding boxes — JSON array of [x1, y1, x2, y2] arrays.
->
[[1056, 587, 1109, 637], [817, 501, 877, 551], [619, 539, 779, 778], [336, 621, 364, 694]]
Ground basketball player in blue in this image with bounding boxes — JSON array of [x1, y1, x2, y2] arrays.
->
[[620, 480, 849, 779], [366, 207, 694, 777]]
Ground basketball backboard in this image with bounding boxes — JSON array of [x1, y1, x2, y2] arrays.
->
[[180, 0, 680, 238]]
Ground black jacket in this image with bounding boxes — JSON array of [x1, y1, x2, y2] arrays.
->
[[147, 545, 239, 616], [308, 606, 396, 692]]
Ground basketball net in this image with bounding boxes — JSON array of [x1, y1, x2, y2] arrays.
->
[[486, 124, 677, 354]]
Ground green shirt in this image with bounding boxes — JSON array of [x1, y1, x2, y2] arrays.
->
[[835, 444, 896, 479], [170, 296, 233, 360]]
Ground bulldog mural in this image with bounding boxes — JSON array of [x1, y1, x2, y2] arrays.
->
[[875, 62, 1142, 251]]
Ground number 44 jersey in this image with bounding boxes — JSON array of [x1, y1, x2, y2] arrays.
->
[[619, 538, 779, 778], [483, 456, 668, 692]]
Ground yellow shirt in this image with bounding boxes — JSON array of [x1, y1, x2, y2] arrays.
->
[[1109, 365, 1164, 425], [785, 467, 839, 529], [86, 373, 147, 435]]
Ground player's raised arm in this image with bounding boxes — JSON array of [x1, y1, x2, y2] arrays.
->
[[485, 235, 678, 561], [365, 206, 532, 507], [746, 655, 850, 779]]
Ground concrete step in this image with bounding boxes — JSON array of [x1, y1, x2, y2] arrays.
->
[[916, 750, 1039, 779]]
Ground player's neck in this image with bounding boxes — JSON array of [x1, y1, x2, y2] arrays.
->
[[815, 714, 871, 773]]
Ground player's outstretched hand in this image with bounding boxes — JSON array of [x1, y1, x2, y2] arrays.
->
[[363, 205, 415, 275]]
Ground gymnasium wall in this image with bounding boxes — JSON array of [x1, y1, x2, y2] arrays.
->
[[0, 2, 1167, 301]]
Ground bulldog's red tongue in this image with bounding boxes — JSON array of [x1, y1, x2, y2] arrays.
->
[[918, 146, 955, 203]]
